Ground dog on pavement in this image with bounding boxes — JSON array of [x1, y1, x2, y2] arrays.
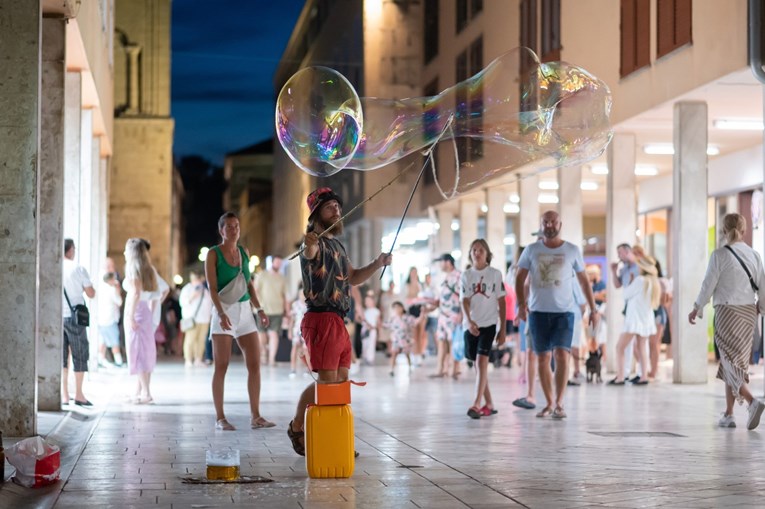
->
[[586, 349, 603, 383]]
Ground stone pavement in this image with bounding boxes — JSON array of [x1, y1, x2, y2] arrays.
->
[[4, 356, 765, 508]]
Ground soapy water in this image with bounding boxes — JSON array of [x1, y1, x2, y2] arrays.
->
[[275, 47, 612, 196]]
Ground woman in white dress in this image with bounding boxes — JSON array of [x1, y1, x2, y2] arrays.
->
[[609, 257, 660, 385]]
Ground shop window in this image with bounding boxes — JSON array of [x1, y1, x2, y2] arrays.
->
[[455, 37, 484, 166], [424, 0, 439, 64], [540, 0, 561, 62], [657, 0, 692, 58], [620, 0, 650, 77]]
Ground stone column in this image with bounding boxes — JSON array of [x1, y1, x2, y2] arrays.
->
[[485, 188, 506, 271], [459, 200, 478, 269], [88, 138, 102, 370], [519, 174, 540, 247], [672, 101, 708, 384], [558, 166, 584, 249], [79, 110, 93, 271], [605, 133, 637, 372], [38, 18, 66, 411], [64, 72, 82, 244], [126, 44, 142, 115], [0, 1, 40, 436], [437, 209, 454, 256]]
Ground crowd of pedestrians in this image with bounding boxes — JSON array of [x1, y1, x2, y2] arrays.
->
[[61, 187, 765, 438]]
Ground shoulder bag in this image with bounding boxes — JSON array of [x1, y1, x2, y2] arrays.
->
[[217, 246, 248, 306], [725, 245, 759, 293], [180, 288, 205, 332], [64, 289, 90, 327]]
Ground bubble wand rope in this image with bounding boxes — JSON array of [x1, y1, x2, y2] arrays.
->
[[379, 114, 456, 280], [287, 162, 417, 261]]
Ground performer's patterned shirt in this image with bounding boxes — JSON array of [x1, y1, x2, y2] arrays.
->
[[300, 236, 351, 315]]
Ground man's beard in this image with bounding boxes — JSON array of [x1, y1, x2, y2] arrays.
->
[[543, 227, 559, 239], [319, 217, 344, 236]]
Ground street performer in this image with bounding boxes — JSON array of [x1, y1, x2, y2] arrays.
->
[[287, 187, 392, 456]]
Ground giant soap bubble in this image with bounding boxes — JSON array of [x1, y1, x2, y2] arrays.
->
[[276, 47, 612, 193]]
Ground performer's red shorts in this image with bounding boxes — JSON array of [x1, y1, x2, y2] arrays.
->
[[300, 311, 351, 372]]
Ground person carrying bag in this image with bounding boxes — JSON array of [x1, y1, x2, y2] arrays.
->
[[64, 289, 90, 327]]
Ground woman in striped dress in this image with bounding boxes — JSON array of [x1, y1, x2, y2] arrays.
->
[[689, 213, 765, 430]]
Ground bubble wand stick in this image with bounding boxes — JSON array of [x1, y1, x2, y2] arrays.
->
[[379, 115, 455, 280]]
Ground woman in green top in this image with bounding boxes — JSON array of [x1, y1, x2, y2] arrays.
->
[[205, 212, 274, 431]]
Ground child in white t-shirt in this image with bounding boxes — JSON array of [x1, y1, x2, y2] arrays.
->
[[384, 301, 424, 376], [361, 293, 381, 366], [460, 239, 506, 419], [288, 292, 308, 377]]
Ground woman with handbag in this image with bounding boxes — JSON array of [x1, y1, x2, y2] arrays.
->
[[123, 238, 161, 404], [205, 212, 274, 431], [689, 213, 765, 430]]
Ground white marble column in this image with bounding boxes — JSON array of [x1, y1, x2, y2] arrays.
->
[[485, 188, 506, 271], [437, 209, 454, 256], [519, 174, 540, 247], [558, 166, 584, 249], [88, 138, 102, 370], [605, 133, 637, 372], [64, 72, 82, 245], [459, 200, 479, 269], [672, 101, 709, 384], [38, 18, 66, 411], [79, 110, 93, 271], [0, 0, 40, 436]]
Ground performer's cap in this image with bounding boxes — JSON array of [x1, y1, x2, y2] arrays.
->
[[307, 187, 343, 217]]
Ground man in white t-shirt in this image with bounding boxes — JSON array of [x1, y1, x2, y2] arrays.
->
[[516, 211, 598, 419], [62, 238, 96, 406]]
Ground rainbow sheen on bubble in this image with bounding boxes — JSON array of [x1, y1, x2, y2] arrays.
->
[[275, 67, 362, 177], [276, 48, 613, 192]]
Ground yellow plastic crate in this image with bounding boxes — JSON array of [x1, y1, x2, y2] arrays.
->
[[305, 404, 355, 478]]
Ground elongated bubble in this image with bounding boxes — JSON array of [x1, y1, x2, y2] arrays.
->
[[276, 47, 613, 192]]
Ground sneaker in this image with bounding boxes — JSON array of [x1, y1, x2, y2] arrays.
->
[[747, 399, 765, 430], [567, 378, 581, 387], [288, 371, 296, 379], [718, 413, 736, 428]]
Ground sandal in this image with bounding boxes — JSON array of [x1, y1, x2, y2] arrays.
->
[[251, 417, 276, 429], [607, 378, 625, 386], [536, 407, 553, 418], [467, 406, 482, 419], [552, 407, 567, 419], [287, 420, 305, 456], [512, 397, 536, 410], [215, 419, 236, 431], [480, 405, 498, 416]]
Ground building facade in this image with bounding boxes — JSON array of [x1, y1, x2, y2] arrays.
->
[[272, 0, 765, 383], [110, 0, 179, 282], [1, 0, 116, 435]]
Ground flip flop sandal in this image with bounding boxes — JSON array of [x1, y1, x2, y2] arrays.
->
[[607, 379, 625, 386], [536, 407, 553, 418], [480, 405, 498, 416], [467, 406, 482, 419], [512, 397, 536, 410], [215, 419, 236, 431], [287, 420, 305, 456], [552, 407, 567, 419], [251, 417, 276, 429]]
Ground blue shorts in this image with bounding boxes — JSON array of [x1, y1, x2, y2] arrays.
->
[[99, 323, 120, 348], [529, 311, 574, 353]]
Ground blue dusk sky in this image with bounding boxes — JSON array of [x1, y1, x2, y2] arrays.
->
[[171, 1, 305, 165]]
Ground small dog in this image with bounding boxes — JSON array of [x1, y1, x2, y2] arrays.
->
[[586, 349, 603, 383]]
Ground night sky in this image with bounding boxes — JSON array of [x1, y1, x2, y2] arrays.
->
[[171, 1, 306, 165]]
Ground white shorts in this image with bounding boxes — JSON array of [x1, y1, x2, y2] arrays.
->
[[211, 301, 258, 338]]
